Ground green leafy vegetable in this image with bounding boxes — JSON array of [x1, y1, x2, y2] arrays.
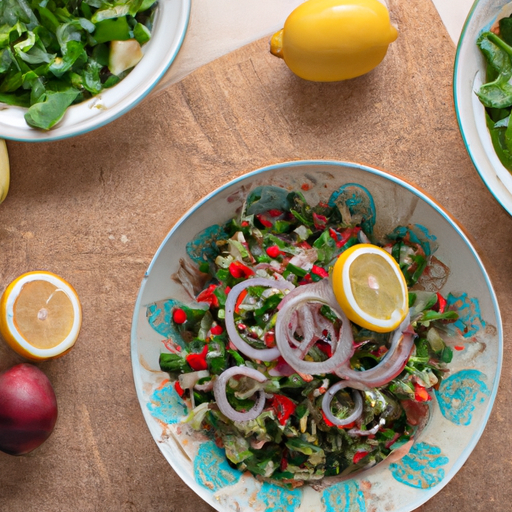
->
[[0, 0, 157, 130]]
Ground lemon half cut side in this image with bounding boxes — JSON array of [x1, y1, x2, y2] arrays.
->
[[332, 244, 408, 333], [0, 271, 82, 361]]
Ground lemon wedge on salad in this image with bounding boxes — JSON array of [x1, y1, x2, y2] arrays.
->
[[0, 139, 10, 204], [0, 271, 82, 361], [332, 244, 408, 332]]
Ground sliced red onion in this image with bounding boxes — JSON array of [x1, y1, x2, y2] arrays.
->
[[275, 280, 354, 375], [322, 380, 363, 427], [336, 316, 415, 389], [225, 277, 295, 361], [348, 417, 386, 437], [213, 366, 268, 422]]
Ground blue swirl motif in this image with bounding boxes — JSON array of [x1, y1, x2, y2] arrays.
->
[[328, 183, 376, 235], [146, 299, 184, 344], [186, 224, 227, 264], [194, 441, 242, 492], [434, 369, 490, 426], [256, 482, 302, 512], [446, 293, 485, 338], [387, 224, 437, 257], [322, 480, 366, 512], [146, 382, 187, 424], [389, 442, 449, 489]]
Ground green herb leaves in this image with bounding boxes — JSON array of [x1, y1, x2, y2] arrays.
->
[[476, 20, 512, 171], [0, 0, 155, 130]]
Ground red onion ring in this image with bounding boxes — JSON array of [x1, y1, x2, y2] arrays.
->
[[213, 366, 268, 422], [322, 380, 363, 427], [225, 277, 295, 361], [275, 280, 354, 375], [335, 316, 415, 389]]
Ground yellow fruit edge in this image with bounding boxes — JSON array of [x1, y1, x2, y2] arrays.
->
[[332, 244, 408, 333], [0, 271, 82, 361], [0, 139, 10, 204]]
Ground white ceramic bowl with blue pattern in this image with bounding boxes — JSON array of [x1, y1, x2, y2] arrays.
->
[[454, 0, 512, 216], [0, 0, 190, 142], [131, 161, 502, 512]]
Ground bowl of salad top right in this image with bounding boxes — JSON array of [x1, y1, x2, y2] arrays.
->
[[454, 0, 512, 215]]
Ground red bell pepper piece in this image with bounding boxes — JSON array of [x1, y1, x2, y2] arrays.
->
[[186, 345, 209, 371], [312, 212, 328, 230], [229, 261, 255, 279], [353, 451, 369, 464], [311, 265, 329, 278], [414, 382, 432, 402], [256, 214, 273, 228], [321, 410, 355, 429], [436, 292, 447, 313], [271, 395, 296, 425], [174, 381, 185, 397], [197, 284, 219, 307]]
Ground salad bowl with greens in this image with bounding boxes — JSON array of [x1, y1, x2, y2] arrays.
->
[[455, 0, 512, 216], [131, 161, 501, 512], [0, 0, 190, 141]]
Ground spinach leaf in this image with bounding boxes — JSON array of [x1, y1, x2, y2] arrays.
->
[[476, 32, 512, 108], [0, 0, 156, 130], [24, 88, 80, 130]]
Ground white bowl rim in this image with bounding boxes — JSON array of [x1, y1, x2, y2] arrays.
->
[[453, 0, 512, 216], [0, 0, 191, 142], [131, 159, 503, 512]]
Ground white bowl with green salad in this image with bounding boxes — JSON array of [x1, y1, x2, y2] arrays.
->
[[454, 0, 512, 216], [131, 160, 501, 512], [0, 0, 190, 141]]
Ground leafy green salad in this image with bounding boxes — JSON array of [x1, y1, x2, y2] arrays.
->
[[476, 8, 512, 171], [0, 0, 156, 130], [156, 185, 462, 486]]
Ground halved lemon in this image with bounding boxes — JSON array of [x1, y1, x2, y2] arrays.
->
[[332, 244, 408, 333], [0, 271, 82, 361]]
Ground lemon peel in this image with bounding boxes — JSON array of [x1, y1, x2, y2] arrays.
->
[[270, 0, 398, 82], [332, 244, 408, 332], [0, 139, 10, 204]]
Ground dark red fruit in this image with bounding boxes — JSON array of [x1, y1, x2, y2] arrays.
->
[[0, 363, 58, 455]]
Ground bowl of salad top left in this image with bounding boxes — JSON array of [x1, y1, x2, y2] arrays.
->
[[0, 0, 190, 142]]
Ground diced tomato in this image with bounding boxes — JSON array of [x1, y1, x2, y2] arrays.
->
[[172, 308, 187, 324], [268, 209, 283, 217], [210, 325, 223, 335], [266, 245, 281, 258]]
